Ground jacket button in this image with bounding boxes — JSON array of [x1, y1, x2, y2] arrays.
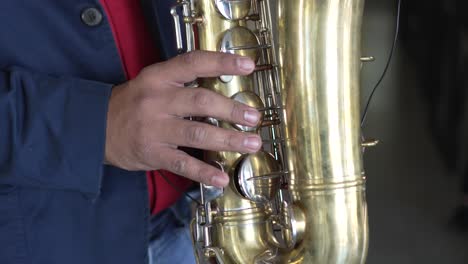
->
[[81, 7, 103, 27]]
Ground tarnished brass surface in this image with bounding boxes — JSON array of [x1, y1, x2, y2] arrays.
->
[[185, 0, 369, 263], [195, 0, 257, 97], [277, 0, 368, 262], [194, 1, 275, 263]]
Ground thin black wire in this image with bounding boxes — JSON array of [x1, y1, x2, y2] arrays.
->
[[361, 0, 402, 127], [160, 171, 201, 206]]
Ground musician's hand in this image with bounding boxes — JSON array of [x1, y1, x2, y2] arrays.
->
[[105, 51, 261, 187]]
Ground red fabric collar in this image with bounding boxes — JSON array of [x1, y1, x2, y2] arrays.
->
[[100, 0, 159, 79]]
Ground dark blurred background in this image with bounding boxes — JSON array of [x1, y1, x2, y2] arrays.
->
[[362, 0, 468, 263]]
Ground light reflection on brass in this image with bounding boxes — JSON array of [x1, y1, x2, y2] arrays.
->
[[277, 0, 368, 262], [186, 0, 369, 263]]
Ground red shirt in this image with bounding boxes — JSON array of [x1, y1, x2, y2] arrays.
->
[[100, 0, 192, 215]]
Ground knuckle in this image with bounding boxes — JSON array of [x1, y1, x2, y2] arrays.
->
[[134, 95, 153, 115], [219, 53, 233, 68], [171, 157, 188, 174], [191, 89, 210, 108], [139, 65, 153, 78], [131, 85, 156, 112], [132, 130, 152, 160], [185, 125, 207, 145], [138, 65, 162, 85], [223, 133, 235, 148], [230, 100, 243, 121], [182, 50, 202, 67]]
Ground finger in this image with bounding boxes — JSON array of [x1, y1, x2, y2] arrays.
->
[[169, 87, 261, 127], [161, 149, 230, 187], [159, 119, 262, 153], [158, 50, 255, 84]]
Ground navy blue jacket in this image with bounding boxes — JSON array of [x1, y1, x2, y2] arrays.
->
[[0, 1, 180, 263]]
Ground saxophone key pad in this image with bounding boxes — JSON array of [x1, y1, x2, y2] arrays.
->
[[235, 151, 281, 203], [214, 0, 251, 20], [219, 26, 261, 62]]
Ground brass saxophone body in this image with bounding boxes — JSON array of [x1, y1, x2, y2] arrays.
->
[[171, 0, 368, 263]]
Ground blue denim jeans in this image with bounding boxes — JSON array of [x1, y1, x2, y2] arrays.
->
[[148, 195, 197, 264]]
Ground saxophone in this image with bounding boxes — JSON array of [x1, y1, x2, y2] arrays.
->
[[171, 0, 369, 263]]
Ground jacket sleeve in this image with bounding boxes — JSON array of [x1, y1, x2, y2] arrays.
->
[[0, 66, 113, 196]]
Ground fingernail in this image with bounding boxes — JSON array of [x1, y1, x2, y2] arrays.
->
[[244, 109, 260, 124], [213, 175, 229, 187], [237, 57, 255, 72], [243, 136, 261, 151]]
